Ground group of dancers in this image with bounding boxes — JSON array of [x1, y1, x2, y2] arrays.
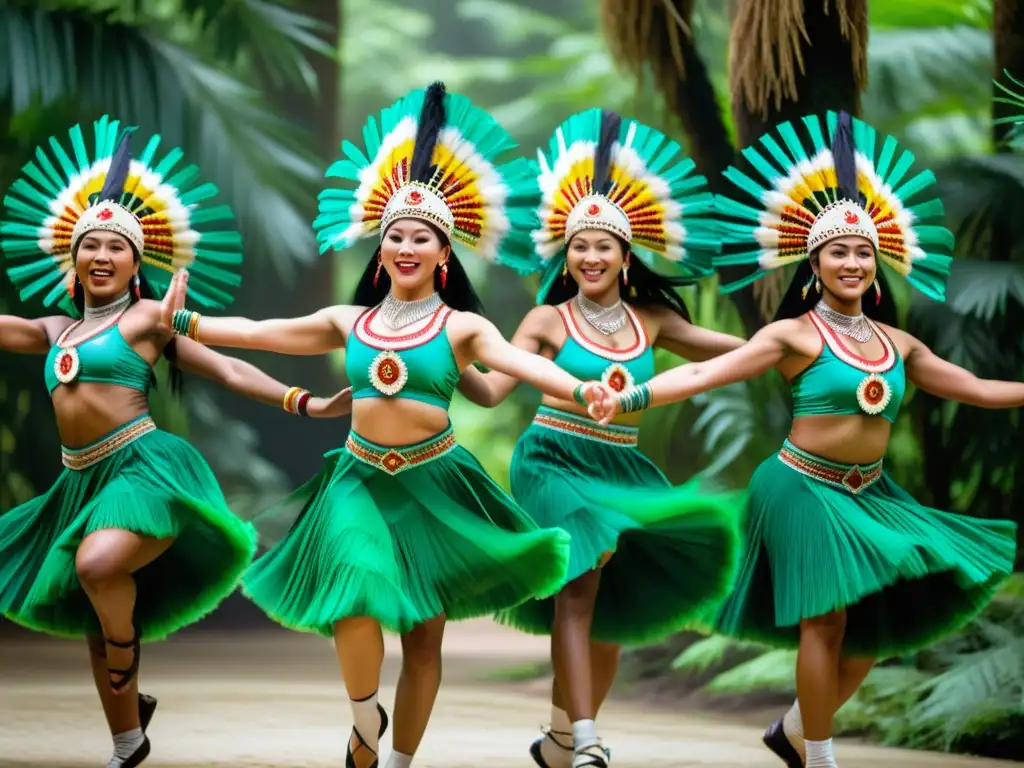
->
[[0, 81, 1020, 768]]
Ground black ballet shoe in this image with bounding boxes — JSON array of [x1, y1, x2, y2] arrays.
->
[[763, 717, 803, 768], [106, 628, 141, 693], [139, 693, 157, 732], [118, 735, 151, 768], [345, 702, 389, 768], [530, 726, 573, 768]]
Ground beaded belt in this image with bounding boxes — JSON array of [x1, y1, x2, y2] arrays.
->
[[345, 427, 456, 475], [778, 439, 882, 494], [532, 406, 638, 447], [62, 416, 156, 471]]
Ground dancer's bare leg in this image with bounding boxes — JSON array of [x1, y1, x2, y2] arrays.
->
[[334, 617, 386, 768], [387, 614, 447, 766]]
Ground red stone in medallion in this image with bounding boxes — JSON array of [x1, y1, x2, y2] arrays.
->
[[376, 359, 400, 386], [607, 371, 627, 392]]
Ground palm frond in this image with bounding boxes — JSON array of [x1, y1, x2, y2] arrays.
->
[[671, 634, 768, 673], [869, 0, 991, 29], [704, 648, 797, 695], [864, 26, 992, 127], [0, 7, 322, 272]]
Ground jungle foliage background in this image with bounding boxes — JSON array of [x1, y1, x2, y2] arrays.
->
[[1, 0, 1023, 759]]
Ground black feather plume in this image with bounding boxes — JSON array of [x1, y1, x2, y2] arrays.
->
[[831, 111, 860, 204], [97, 126, 137, 204], [593, 109, 621, 195], [410, 82, 448, 184]]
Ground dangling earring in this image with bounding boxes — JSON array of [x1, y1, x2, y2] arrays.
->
[[561, 261, 568, 286], [373, 256, 383, 289], [70, 275, 77, 299], [440, 261, 448, 290], [815, 277, 822, 294], [621, 260, 629, 287], [801, 272, 816, 300], [132, 274, 141, 300], [874, 278, 882, 306]]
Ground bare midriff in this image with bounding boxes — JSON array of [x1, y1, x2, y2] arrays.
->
[[51, 385, 150, 449], [788, 413, 891, 465]]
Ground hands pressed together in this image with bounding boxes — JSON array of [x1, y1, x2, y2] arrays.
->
[[580, 381, 620, 426]]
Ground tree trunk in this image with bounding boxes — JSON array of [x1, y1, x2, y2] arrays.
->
[[730, 0, 866, 330]]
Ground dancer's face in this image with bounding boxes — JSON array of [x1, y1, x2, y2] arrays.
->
[[74, 231, 138, 305], [566, 230, 628, 302], [380, 218, 451, 297], [813, 235, 876, 305]]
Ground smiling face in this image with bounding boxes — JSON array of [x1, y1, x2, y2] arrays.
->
[[812, 235, 876, 305], [380, 218, 451, 298], [566, 229, 628, 303], [73, 230, 138, 304]]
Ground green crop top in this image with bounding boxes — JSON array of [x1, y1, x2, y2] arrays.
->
[[790, 311, 905, 423], [346, 304, 460, 410], [45, 316, 152, 396], [550, 302, 655, 394]]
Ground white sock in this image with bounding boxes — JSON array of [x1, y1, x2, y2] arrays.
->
[[385, 751, 413, 768], [572, 718, 599, 749], [783, 699, 806, 759], [350, 691, 381, 756], [805, 738, 837, 768], [539, 706, 574, 767], [108, 727, 145, 768]]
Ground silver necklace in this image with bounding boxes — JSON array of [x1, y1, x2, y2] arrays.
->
[[82, 292, 131, 324], [576, 293, 627, 336], [814, 300, 872, 343], [379, 291, 444, 330]]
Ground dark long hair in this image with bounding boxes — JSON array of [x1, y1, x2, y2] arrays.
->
[[543, 235, 691, 321], [351, 233, 484, 314], [71, 264, 182, 393], [773, 256, 898, 326]]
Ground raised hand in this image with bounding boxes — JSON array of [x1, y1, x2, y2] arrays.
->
[[582, 381, 620, 425], [159, 270, 190, 332], [305, 387, 354, 418]]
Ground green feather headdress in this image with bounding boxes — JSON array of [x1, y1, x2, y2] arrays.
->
[[1, 115, 244, 314]]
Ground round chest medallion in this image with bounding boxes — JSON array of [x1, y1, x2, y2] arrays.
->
[[369, 350, 408, 396], [601, 362, 634, 393], [54, 347, 81, 385], [856, 373, 891, 415]]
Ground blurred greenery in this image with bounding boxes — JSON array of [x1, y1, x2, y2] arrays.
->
[[2, 0, 1023, 757]]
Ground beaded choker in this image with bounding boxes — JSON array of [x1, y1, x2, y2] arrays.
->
[[814, 300, 872, 343], [379, 292, 444, 330], [576, 293, 627, 336]]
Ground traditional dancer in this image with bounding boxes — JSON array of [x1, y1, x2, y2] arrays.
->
[[0, 118, 350, 768], [456, 107, 745, 768], [588, 111, 1020, 768], [163, 83, 615, 768]]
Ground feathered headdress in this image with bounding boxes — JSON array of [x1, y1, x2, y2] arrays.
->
[[313, 82, 537, 271], [0, 115, 243, 313], [528, 107, 718, 303], [714, 110, 953, 301]]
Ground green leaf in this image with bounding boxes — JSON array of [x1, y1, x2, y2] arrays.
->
[[705, 649, 798, 694], [671, 634, 768, 673]]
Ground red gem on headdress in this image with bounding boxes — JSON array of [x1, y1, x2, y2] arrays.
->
[[405, 190, 424, 206], [97, 208, 114, 221], [844, 211, 859, 224], [586, 203, 601, 216]]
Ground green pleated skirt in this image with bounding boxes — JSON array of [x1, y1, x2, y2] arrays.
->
[[494, 407, 744, 645], [241, 426, 571, 637], [714, 440, 1018, 657], [0, 416, 257, 641]]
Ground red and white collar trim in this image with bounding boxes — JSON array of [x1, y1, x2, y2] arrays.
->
[[808, 311, 897, 374], [558, 301, 649, 362], [353, 304, 452, 351]]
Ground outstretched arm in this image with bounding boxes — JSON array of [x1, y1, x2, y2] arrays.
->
[[651, 305, 746, 361], [456, 307, 553, 407], [460, 314, 607, 407], [0, 315, 62, 355], [592, 322, 790, 424], [903, 333, 1024, 408], [162, 269, 348, 356], [173, 337, 352, 417]]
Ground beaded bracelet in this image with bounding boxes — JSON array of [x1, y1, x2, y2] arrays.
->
[[616, 382, 653, 414], [283, 386, 312, 416], [171, 309, 201, 341]]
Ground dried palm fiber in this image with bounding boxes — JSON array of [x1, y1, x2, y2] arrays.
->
[[729, 0, 868, 118], [601, 0, 694, 103]]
